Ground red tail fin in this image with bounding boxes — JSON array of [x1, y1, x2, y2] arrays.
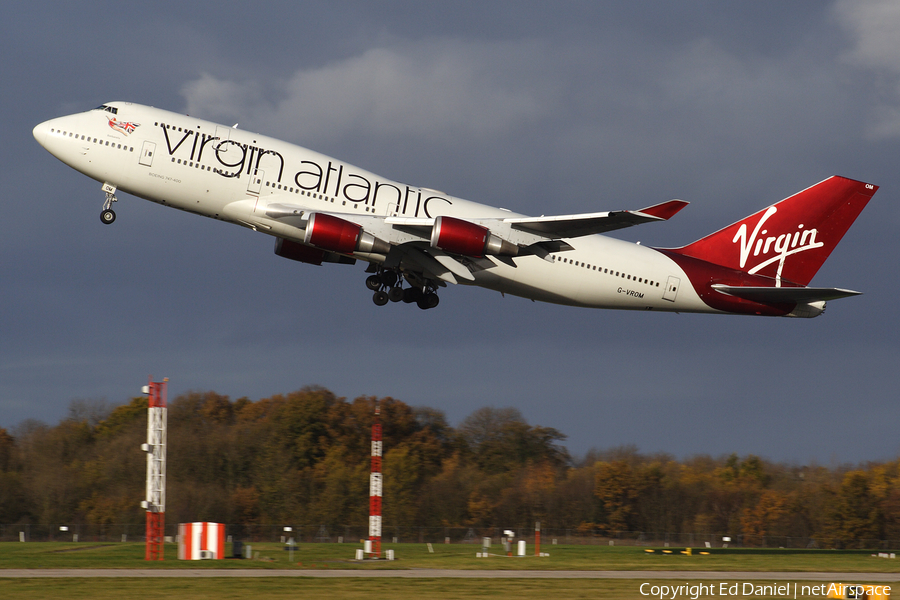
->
[[669, 176, 878, 286]]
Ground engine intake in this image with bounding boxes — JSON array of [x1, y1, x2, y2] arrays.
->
[[303, 213, 390, 255], [430, 216, 518, 257]]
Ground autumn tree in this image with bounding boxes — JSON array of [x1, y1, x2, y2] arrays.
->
[[826, 470, 881, 547], [1, 388, 898, 551], [594, 460, 640, 532]]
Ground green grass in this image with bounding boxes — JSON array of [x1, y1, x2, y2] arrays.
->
[[3, 544, 899, 600], [1, 541, 899, 572], [0, 579, 720, 600], [2, 578, 898, 600]]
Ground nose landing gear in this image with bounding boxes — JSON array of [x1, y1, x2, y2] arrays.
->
[[100, 182, 118, 225], [100, 209, 116, 224]]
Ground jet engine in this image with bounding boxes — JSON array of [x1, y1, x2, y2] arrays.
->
[[274, 237, 356, 265], [430, 216, 518, 257], [303, 212, 390, 255]]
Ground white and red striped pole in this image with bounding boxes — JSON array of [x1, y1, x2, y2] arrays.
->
[[368, 401, 382, 558], [142, 377, 167, 561]]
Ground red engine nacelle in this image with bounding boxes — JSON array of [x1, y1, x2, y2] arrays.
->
[[274, 237, 357, 265], [274, 237, 325, 265], [304, 212, 362, 254], [303, 213, 390, 255], [430, 216, 518, 257]]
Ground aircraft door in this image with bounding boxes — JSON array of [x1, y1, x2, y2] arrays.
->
[[139, 141, 156, 167], [247, 169, 264, 195], [663, 276, 680, 302]]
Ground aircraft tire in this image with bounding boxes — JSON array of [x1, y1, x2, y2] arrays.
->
[[403, 288, 422, 303], [388, 286, 404, 302], [100, 209, 116, 224], [373, 290, 389, 306], [417, 293, 439, 310], [365, 275, 382, 291]]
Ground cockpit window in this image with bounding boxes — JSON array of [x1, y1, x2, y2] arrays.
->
[[95, 104, 118, 115]]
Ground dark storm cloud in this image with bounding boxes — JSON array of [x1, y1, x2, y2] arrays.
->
[[1, 1, 897, 462]]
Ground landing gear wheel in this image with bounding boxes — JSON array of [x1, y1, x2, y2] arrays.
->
[[100, 209, 116, 225], [388, 286, 404, 302], [366, 275, 382, 291], [417, 293, 440, 310], [380, 271, 398, 286], [403, 288, 423, 304], [373, 290, 389, 306]]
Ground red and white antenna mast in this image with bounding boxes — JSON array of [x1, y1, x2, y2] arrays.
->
[[141, 377, 167, 561], [368, 400, 382, 558]]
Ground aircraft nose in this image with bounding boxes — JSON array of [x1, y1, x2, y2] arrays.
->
[[33, 120, 51, 149]]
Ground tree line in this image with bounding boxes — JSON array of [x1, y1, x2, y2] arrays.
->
[[0, 387, 897, 546]]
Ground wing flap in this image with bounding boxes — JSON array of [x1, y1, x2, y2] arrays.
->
[[431, 250, 476, 281], [397, 245, 459, 284]]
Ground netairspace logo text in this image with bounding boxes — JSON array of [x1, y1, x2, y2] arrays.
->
[[639, 583, 892, 600]]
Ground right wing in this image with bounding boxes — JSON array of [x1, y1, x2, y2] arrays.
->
[[503, 200, 689, 238], [259, 199, 689, 284]]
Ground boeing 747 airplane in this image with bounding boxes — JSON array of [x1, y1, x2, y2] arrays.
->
[[33, 102, 878, 316]]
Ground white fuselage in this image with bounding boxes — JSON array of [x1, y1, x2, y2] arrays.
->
[[34, 102, 711, 313]]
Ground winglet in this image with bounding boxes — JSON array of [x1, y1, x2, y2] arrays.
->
[[635, 200, 689, 221]]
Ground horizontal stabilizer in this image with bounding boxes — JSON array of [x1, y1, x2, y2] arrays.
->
[[710, 284, 861, 303]]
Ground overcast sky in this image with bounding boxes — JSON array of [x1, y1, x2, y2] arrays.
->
[[2, 1, 898, 464]]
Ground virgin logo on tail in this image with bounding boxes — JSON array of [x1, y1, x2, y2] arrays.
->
[[733, 206, 823, 284]]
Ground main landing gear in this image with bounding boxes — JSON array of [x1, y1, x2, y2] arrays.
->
[[365, 269, 440, 310], [100, 182, 117, 225]]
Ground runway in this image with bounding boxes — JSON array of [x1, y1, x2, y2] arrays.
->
[[2, 570, 899, 580]]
